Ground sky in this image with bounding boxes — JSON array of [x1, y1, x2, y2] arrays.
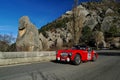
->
[[0, 0, 89, 38]]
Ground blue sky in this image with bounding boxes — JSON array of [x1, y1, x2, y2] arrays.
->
[[0, 0, 89, 37]]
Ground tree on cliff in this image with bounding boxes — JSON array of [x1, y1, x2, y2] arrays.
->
[[67, 0, 84, 45]]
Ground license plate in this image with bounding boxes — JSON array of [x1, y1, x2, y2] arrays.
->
[[61, 59, 65, 61]]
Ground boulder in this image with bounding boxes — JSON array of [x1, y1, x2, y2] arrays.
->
[[105, 8, 114, 15], [39, 33, 49, 50], [56, 35, 63, 49], [112, 37, 120, 42], [77, 5, 89, 16], [111, 37, 120, 48], [101, 16, 120, 33], [66, 33, 72, 43], [84, 11, 100, 30], [114, 43, 120, 48], [101, 16, 114, 32], [46, 31, 56, 42], [66, 11, 73, 15], [16, 16, 43, 51], [47, 40, 55, 49]]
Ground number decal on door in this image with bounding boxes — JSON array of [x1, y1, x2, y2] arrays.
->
[[87, 51, 91, 60]]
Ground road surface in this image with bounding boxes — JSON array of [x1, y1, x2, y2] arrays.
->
[[0, 53, 120, 80]]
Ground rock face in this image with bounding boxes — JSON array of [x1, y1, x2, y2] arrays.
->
[[38, 28, 72, 50], [84, 13, 98, 30], [38, 2, 120, 49], [101, 16, 114, 32], [16, 1, 120, 51], [16, 16, 42, 51]]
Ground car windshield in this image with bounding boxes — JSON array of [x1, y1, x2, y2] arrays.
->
[[72, 46, 86, 50]]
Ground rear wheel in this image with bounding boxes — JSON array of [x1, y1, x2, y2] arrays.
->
[[73, 54, 81, 65], [92, 54, 97, 61]]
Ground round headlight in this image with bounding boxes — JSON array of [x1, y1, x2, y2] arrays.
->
[[57, 57, 60, 60]]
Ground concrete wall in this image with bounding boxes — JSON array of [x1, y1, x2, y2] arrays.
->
[[0, 50, 119, 66], [0, 51, 56, 66]]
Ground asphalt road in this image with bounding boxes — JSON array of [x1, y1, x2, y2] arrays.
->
[[0, 53, 120, 80]]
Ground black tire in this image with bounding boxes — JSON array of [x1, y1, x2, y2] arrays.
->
[[56, 59, 60, 63], [73, 54, 81, 65], [92, 54, 97, 62]]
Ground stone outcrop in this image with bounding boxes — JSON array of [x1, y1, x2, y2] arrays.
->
[[39, 33, 55, 50], [84, 13, 98, 30], [56, 34, 63, 49], [16, 16, 42, 51], [39, 33, 48, 50]]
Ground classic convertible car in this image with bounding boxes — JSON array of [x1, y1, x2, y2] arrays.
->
[[56, 45, 98, 65]]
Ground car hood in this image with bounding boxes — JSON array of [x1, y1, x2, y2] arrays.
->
[[58, 49, 75, 53]]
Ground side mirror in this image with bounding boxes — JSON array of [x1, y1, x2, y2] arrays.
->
[[86, 48, 88, 51], [88, 48, 92, 51]]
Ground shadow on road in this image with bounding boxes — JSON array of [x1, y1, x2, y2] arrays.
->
[[51, 60, 69, 64], [50, 60, 75, 65]]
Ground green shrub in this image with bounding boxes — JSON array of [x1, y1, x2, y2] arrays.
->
[[81, 26, 92, 42], [108, 25, 120, 37]]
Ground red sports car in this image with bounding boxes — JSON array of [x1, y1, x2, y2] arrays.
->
[[56, 45, 98, 65]]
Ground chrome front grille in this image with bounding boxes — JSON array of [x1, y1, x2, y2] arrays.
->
[[61, 53, 68, 57]]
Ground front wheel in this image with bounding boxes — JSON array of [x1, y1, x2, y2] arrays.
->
[[73, 54, 81, 65]]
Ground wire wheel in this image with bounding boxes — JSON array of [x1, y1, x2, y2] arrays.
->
[[74, 54, 81, 65]]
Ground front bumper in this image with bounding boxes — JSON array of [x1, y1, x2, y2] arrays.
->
[[57, 57, 70, 62]]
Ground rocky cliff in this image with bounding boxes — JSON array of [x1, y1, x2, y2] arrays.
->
[[16, 1, 120, 51]]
